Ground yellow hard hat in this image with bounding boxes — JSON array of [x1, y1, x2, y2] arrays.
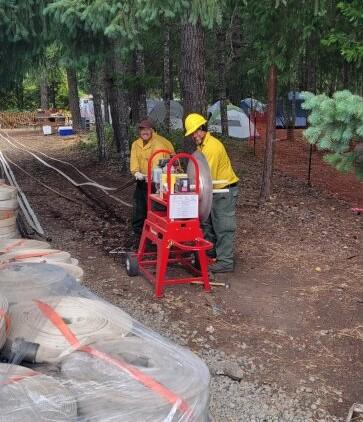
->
[[184, 113, 207, 137]]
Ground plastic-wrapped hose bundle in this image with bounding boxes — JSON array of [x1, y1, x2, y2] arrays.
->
[[0, 262, 78, 303], [7, 296, 133, 362], [0, 363, 77, 421], [0, 263, 210, 420], [0, 294, 8, 349], [61, 337, 210, 421]]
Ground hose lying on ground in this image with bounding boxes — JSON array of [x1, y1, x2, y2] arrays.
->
[[0, 151, 44, 235], [0, 131, 132, 208]]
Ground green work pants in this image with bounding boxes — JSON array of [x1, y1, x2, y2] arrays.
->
[[201, 185, 238, 268]]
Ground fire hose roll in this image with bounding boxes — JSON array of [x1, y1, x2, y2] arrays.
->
[[0, 184, 17, 201], [7, 296, 133, 363], [0, 363, 77, 421], [0, 238, 51, 253], [0, 294, 8, 349], [60, 337, 210, 421], [50, 262, 84, 283], [0, 263, 79, 303], [0, 248, 73, 265]]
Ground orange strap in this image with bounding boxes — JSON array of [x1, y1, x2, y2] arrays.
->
[[0, 308, 10, 335], [34, 300, 191, 416], [14, 251, 59, 261], [3, 239, 26, 253], [0, 371, 39, 386]]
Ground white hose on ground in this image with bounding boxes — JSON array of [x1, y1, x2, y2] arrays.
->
[[8, 296, 133, 363], [0, 131, 132, 208], [0, 293, 8, 349], [4, 154, 83, 205], [3, 129, 116, 189], [0, 363, 77, 421], [0, 131, 115, 191], [0, 151, 44, 235]]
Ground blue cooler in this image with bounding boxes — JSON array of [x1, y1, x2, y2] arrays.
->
[[58, 126, 74, 136]]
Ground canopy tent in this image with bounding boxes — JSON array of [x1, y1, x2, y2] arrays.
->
[[148, 100, 184, 130], [207, 102, 257, 140], [240, 98, 266, 115]]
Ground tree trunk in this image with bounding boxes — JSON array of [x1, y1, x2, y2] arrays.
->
[[216, 27, 228, 136], [103, 86, 110, 124], [89, 61, 106, 161], [163, 27, 172, 131], [15, 78, 24, 110], [50, 82, 56, 109], [135, 47, 147, 121], [104, 42, 129, 172], [286, 89, 295, 142], [259, 64, 277, 203], [181, 22, 207, 153], [40, 71, 49, 110], [66, 67, 82, 132]]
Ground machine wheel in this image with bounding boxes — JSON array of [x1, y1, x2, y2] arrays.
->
[[125, 253, 139, 276]]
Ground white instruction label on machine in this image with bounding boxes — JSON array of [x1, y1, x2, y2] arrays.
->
[[169, 194, 199, 219]]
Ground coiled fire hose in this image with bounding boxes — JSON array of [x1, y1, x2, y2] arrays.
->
[[61, 337, 210, 421], [0, 248, 73, 265], [0, 363, 77, 421], [0, 239, 50, 253], [0, 263, 78, 303], [7, 296, 133, 363]]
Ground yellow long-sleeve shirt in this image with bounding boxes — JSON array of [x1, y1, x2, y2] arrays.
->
[[197, 132, 239, 189], [130, 132, 174, 176]]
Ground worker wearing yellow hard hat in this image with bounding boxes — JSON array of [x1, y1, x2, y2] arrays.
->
[[184, 113, 239, 273], [130, 119, 174, 247]]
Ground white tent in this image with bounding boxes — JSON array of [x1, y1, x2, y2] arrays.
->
[[208, 102, 257, 140], [148, 100, 184, 129]]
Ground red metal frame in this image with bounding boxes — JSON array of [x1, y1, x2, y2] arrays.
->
[[136, 149, 212, 297]]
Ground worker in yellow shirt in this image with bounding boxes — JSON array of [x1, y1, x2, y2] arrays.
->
[[184, 113, 239, 273], [130, 119, 174, 244]]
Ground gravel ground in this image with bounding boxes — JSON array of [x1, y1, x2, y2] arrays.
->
[[89, 284, 340, 422]]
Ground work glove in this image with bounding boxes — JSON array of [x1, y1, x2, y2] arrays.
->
[[134, 171, 145, 181]]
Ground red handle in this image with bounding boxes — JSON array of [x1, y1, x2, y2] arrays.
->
[[169, 237, 213, 251]]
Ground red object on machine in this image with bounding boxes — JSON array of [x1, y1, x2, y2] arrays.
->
[[136, 149, 212, 298]]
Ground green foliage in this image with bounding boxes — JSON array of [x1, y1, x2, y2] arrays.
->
[[322, 0, 363, 65], [302, 90, 363, 180], [79, 124, 115, 156]]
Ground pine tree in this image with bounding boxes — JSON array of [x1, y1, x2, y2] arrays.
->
[[302, 90, 363, 180]]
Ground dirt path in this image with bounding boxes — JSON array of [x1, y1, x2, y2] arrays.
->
[[1, 129, 362, 420]]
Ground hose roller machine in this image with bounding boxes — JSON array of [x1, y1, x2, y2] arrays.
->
[[125, 149, 218, 297]]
